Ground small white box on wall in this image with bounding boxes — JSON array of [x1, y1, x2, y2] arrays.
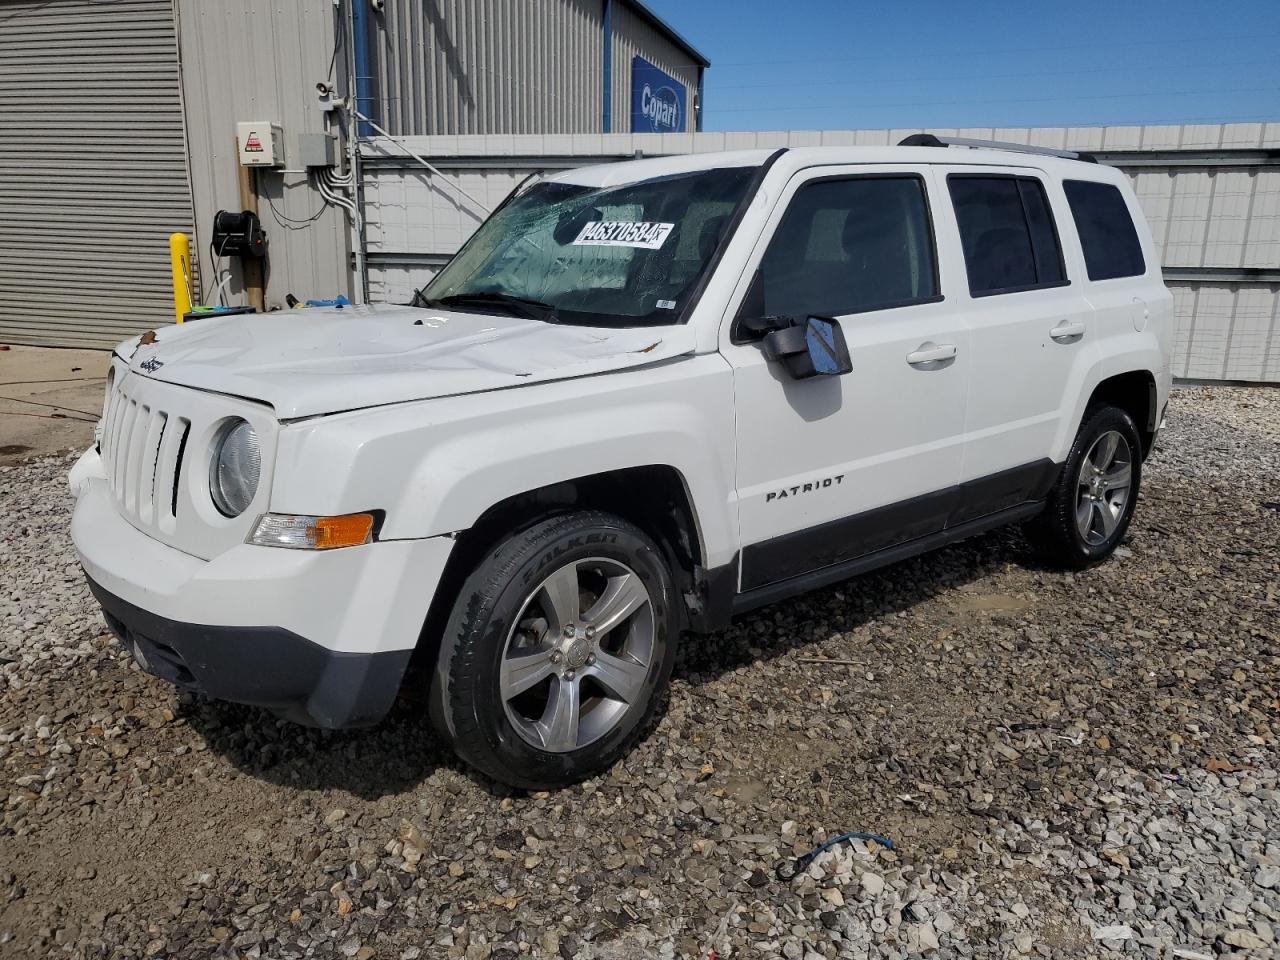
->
[[237, 121, 284, 167]]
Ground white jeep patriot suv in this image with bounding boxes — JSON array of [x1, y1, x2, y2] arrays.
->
[[70, 137, 1171, 788]]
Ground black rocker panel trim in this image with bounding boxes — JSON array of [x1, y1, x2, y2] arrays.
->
[[740, 459, 1059, 592], [732, 500, 1044, 617], [949, 458, 1060, 526]]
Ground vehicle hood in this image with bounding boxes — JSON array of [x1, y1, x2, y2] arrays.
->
[[118, 304, 696, 419]]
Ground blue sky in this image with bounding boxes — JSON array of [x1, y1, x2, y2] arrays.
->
[[642, 0, 1280, 132]]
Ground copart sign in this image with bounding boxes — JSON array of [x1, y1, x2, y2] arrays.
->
[[631, 56, 687, 133]]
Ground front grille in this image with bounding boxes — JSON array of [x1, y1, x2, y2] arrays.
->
[[101, 383, 184, 530], [97, 366, 276, 560]]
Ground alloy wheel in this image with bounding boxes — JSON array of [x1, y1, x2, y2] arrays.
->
[[1075, 429, 1133, 546], [499, 557, 655, 753]]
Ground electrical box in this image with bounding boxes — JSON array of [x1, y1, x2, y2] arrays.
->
[[237, 121, 284, 167], [297, 133, 337, 168]]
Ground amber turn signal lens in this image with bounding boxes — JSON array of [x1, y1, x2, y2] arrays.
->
[[248, 512, 376, 550], [312, 513, 375, 549]]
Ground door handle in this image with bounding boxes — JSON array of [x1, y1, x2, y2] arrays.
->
[[1050, 320, 1086, 343], [906, 342, 957, 366]]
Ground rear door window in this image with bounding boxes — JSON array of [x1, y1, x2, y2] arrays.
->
[[1063, 180, 1146, 281], [754, 175, 940, 320], [948, 175, 1067, 297]]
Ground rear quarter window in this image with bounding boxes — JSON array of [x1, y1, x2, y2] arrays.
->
[[1063, 180, 1146, 281]]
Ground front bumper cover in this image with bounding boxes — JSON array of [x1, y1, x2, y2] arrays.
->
[[88, 575, 411, 728]]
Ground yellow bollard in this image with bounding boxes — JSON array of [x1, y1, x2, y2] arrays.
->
[[169, 232, 193, 323]]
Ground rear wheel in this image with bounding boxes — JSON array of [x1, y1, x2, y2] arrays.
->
[[434, 511, 676, 789], [1030, 405, 1142, 570]]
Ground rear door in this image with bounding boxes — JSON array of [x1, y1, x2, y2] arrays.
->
[[722, 165, 969, 592], [936, 166, 1096, 520]]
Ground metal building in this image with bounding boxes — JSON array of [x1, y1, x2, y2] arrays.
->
[[0, 0, 707, 348], [367, 0, 706, 136]]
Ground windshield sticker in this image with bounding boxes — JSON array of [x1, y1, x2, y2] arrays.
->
[[656, 299, 677, 309], [572, 221, 675, 249]]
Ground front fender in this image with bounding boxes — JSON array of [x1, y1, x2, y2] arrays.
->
[[271, 355, 740, 568]]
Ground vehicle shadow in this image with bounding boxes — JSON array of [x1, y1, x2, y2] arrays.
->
[[178, 693, 460, 801], [183, 522, 1038, 798]]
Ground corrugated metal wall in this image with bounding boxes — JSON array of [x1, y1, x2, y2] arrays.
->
[[367, 0, 701, 135], [0, 0, 195, 348], [370, 0, 603, 135], [609, 1, 699, 133], [175, 0, 352, 310], [361, 123, 1280, 382]]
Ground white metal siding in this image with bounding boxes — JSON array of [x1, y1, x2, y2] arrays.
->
[[363, 123, 1280, 382], [0, 0, 195, 348], [173, 0, 352, 311], [1169, 281, 1280, 381], [371, 0, 603, 135]]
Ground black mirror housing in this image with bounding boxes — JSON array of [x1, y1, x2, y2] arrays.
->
[[763, 315, 852, 379]]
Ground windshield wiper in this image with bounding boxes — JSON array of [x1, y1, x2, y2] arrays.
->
[[428, 291, 559, 323]]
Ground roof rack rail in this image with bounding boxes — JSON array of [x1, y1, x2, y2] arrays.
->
[[898, 133, 1098, 163]]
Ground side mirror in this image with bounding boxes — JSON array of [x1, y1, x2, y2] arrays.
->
[[761, 315, 852, 379]]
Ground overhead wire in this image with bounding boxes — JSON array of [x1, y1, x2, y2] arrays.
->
[[326, 0, 345, 81], [712, 85, 1280, 115], [354, 109, 488, 213], [708, 31, 1280, 69], [716, 57, 1277, 94]]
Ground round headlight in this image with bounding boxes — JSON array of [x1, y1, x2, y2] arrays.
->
[[210, 419, 261, 517]]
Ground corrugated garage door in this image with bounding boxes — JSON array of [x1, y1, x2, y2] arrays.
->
[[0, 0, 194, 348]]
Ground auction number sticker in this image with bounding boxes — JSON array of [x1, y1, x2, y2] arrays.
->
[[572, 221, 674, 249]]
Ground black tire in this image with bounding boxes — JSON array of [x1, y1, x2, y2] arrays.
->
[[433, 511, 677, 789], [1030, 404, 1143, 570]]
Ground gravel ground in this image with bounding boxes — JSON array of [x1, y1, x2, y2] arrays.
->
[[1, 385, 1277, 960]]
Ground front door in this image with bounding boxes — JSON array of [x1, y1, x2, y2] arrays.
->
[[722, 167, 969, 592]]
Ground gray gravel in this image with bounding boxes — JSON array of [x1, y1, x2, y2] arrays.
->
[[1, 385, 1277, 960]]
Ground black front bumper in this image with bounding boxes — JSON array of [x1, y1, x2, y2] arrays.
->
[[87, 576, 412, 728]]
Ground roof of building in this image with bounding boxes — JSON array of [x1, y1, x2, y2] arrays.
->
[[624, 0, 709, 69]]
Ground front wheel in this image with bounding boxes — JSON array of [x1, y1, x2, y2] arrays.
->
[[434, 511, 677, 789], [1030, 405, 1142, 570]]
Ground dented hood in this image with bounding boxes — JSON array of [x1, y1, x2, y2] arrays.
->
[[118, 304, 696, 419]]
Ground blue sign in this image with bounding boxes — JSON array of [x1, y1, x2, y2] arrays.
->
[[631, 57, 686, 133]]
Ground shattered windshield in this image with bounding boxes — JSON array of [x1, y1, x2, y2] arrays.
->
[[420, 166, 756, 327]]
